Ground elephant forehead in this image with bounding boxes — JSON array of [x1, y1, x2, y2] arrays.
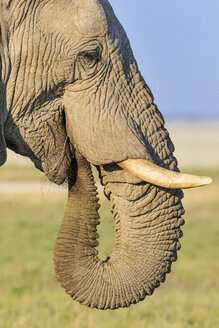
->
[[38, 0, 109, 38]]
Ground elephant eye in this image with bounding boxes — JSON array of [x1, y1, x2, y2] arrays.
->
[[78, 47, 101, 69]]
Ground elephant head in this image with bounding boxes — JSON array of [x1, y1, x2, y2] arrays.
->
[[0, 0, 212, 309]]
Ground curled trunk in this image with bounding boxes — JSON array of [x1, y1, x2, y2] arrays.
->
[[54, 151, 184, 310]]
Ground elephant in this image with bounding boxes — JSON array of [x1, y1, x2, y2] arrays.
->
[[0, 0, 212, 310]]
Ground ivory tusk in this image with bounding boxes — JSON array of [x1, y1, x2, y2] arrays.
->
[[118, 159, 212, 189]]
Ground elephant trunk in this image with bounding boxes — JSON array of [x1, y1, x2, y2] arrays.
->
[[54, 151, 184, 310]]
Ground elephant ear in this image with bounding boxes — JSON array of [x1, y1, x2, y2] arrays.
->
[[0, 8, 8, 166]]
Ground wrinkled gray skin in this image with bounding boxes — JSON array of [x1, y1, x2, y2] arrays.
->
[[0, 0, 184, 310]]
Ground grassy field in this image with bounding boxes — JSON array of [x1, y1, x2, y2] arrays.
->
[[0, 163, 218, 328], [0, 164, 44, 182]]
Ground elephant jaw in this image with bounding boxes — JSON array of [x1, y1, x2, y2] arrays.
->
[[118, 159, 212, 189]]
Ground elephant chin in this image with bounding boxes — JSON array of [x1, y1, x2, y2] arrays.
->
[[54, 150, 184, 310]]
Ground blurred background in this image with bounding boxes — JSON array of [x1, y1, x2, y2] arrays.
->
[[0, 1, 218, 327], [111, 0, 219, 120]]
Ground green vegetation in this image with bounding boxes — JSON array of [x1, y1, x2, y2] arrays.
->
[[0, 167, 218, 328]]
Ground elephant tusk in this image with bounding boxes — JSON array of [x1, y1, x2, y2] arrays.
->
[[118, 159, 213, 189]]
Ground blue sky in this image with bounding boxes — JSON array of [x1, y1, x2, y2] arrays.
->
[[109, 0, 219, 119]]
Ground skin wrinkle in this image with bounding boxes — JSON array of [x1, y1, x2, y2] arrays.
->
[[8, 36, 24, 114], [102, 40, 158, 159], [26, 20, 37, 111], [129, 211, 183, 236], [114, 55, 152, 158], [108, 180, 182, 221]]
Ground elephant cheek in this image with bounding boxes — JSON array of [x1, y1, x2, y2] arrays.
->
[[63, 93, 151, 166]]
